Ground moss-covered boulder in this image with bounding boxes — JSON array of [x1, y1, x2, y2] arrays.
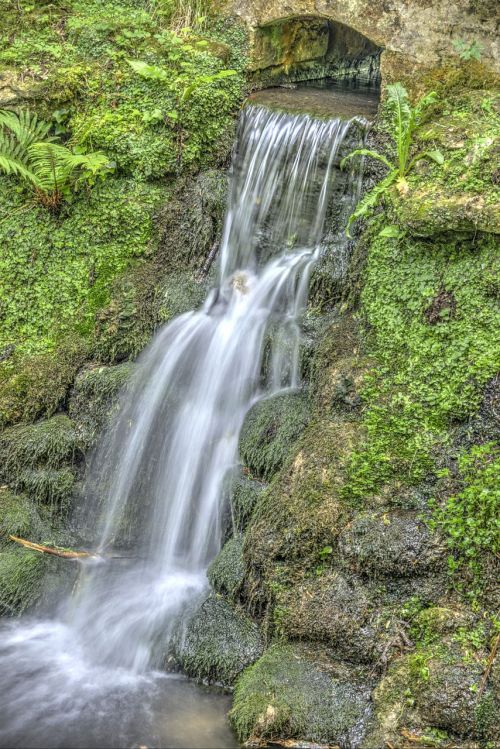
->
[[155, 271, 208, 325], [399, 188, 500, 236], [208, 537, 245, 600], [339, 510, 446, 578], [239, 391, 311, 480], [365, 603, 499, 746], [0, 547, 50, 615], [274, 571, 384, 664], [157, 169, 228, 273], [69, 362, 135, 447], [230, 643, 372, 747], [171, 594, 263, 688], [243, 417, 359, 612], [230, 474, 265, 532], [0, 488, 46, 541], [0, 415, 81, 484]]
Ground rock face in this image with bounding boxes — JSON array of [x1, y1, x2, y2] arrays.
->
[[226, 0, 499, 84]]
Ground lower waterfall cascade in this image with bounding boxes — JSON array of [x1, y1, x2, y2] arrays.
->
[[0, 100, 369, 748]]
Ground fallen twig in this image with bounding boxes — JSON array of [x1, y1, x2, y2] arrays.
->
[[9, 535, 95, 559], [477, 632, 500, 699]]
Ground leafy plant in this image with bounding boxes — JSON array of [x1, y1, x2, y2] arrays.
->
[[127, 58, 237, 105], [0, 109, 110, 208], [340, 83, 444, 236], [453, 38, 483, 61], [429, 442, 499, 578]]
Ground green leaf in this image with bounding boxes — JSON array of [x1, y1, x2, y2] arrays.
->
[[340, 148, 393, 171], [126, 59, 169, 82], [379, 225, 404, 238]]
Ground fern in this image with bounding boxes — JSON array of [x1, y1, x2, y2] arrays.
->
[[0, 109, 52, 148], [341, 83, 443, 236], [0, 109, 110, 208], [0, 132, 37, 183]]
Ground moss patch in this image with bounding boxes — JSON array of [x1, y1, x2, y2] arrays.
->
[[230, 643, 371, 745], [239, 392, 311, 481], [208, 537, 245, 600], [172, 594, 263, 688]]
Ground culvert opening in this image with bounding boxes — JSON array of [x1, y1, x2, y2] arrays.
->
[[251, 16, 382, 89]]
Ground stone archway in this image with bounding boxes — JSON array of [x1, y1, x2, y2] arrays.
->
[[227, 0, 499, 86], [251, 16, 381, 86]]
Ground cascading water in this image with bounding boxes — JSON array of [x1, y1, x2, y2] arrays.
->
[[0, 102, 367, 748]]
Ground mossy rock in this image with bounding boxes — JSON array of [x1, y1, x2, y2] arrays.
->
[[155, 271, 208, 325], [239, 392, 311, 480], [69, 362, 135, 447], [398, 188, 500, 236], [230, 474, 265, 532], [243, 417, 359, 612], [274, 571, 381, 664], [0, 488, 47, 541], [171, 594, 263, 688], [368, 642, 499, 746], [157, 169, 228, 273], [339, 510, 446, 578], [230, 643, 372, 746], [16, 467, 75, 506], [0, 547, 49, 615], [0, 414, 81, 484], [208, 537, 245, 600]]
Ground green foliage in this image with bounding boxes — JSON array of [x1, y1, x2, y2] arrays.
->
[[429, 443, 499, 578], [0, 109, 110, 207], [341, 84, 443, 235], [453, 39, 483, 61], [343, 228, 499, 504]]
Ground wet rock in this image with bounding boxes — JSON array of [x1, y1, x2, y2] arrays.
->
[[0, 414, 82, 486], [339, 510, 445, 577], [239, 391, 311, 480], [367, 641, 499, 746], [171, 594, 263, 688], [208, 536, 245, 600], [69, 362, 135, 448], [230, 474, 265, 533], [230, 643, 372, 747], [276, 571, 383, 664]]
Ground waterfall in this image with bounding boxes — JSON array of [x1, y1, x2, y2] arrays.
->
[[0, 104, 366, 748]]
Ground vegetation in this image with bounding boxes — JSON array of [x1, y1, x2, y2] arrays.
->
[[0, 109, 110, 208], [341, 83, 443, 235]]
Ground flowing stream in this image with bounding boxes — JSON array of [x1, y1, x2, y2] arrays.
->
[[0, 98, 368, 748]]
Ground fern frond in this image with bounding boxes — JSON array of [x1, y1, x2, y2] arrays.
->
[[345, 172, 398, 237], [0, 109, 52, 149], [340, 148, 393, 171], [28, 142, 109, 194], [384, 83, 412, 176], [0, 133, 37, 183]]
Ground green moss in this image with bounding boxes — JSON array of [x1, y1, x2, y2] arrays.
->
[[230, 475, 264, 532], [208, 537, 245, 599], [429, 441, 499, 584], [342, 228, 499, 505], [69, 362, 134, 446], [0, 415, 80, 483], [239, 392, 311, 480], [17, 467, 75, 507], [0, 547, 49, 615], [172, 594, 262, 688], [0, 489, 46, 541], [230, 643, 371, 744]]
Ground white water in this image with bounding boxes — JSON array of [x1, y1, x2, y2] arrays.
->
[[0, 104, 365, 748]]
